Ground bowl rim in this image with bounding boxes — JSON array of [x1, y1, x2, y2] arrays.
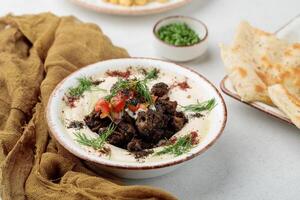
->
[[153, 15, 209, 48], [46, 57, 227, 170], [69, 0, 193, 16]]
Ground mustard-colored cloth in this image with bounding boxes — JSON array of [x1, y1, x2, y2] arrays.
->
[[0, 13, 177, 200]]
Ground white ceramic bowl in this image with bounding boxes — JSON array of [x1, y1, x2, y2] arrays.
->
[[153, 16, 208, 62], [46, 58, 226, 179], [69, 0, 193, 16]]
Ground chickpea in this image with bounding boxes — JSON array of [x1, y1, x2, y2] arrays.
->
[[108, 0, 119, 4], [134, 0, 148, 6], [103, 0, 168, 6], [119, 0, 133, 6]]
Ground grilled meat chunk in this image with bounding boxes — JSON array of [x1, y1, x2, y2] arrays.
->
[[170, 111, 188, 131], [136, 109, 166, 137], [155, 98, 177, 114], [108, 121, 135, 148], [151, 82, 169, 97], [127, 138, 151, 152], [108, 131, 126, 147], [150, 129, 165, 143], [84, 110, 111, 133], [85, 80, 189, 153]]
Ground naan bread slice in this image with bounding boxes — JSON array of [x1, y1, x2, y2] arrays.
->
[[221, 21, 300, 128], [279, 44, 300, 97], [268, 84, 300, 128], [221, 21, 299, 103], [220, 44, 272, 103]]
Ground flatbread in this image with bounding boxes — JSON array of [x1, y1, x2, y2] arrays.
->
[[220, 43, 272, 104], [268, 84, 300, 128], [220, 21, 300, 128]]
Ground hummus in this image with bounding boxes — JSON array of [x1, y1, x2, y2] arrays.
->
[[61, 67, 211, 163]]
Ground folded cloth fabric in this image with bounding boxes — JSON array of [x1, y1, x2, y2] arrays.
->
[[0, 13, 177, 200]]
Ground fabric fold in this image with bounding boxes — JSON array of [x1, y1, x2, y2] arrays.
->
[[0, 13, 177, 200]]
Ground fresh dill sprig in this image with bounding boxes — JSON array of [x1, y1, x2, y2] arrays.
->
[[136, 81, 153, 104], [144, 68, 159, 81], [155, 135, 193, 156], [104, 68, 159, 103], [104, 78, 133, 100], [137, 68, 159, 103], [68, 77, 93, 97], [182, 98, 217, 113], [74, 123, 116, 150], [68, 77, 106, 98]]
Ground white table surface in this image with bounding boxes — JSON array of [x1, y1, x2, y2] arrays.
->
[[1, 1, 300, 199]]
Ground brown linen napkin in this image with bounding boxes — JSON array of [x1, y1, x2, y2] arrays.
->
[[0, 13, 177, 200]]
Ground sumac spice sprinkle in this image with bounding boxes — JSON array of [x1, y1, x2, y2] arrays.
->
[[63, 96, 78, 108], [177, 81, 190, 90], [190, 131, 199, 145], [106, 70, 131, 78], [170, 81, 191, 91]]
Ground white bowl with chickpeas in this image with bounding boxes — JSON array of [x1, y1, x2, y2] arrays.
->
[[69, 0, 193, 15], [104, 0, 169, 7]]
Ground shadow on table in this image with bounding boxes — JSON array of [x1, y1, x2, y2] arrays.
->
[[227, 96, 300, 134], [187, 47, 212, 65]]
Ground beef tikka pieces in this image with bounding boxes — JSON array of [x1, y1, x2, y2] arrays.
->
[[84, 69, 189, 152]]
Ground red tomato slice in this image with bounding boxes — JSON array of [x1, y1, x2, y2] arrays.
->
[[95, 98, 110, 114], [111, 111, 122, 120], [128, 104, 140, 112], [111, 95, 126, 113]]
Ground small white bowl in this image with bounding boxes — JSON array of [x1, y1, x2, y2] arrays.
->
[[46, 58, 226, 179], [153, 16, 208, 62]]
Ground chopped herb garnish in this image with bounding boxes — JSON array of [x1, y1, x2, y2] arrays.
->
[[137, 68, 159, 103], [155, 135, 193, 156], [105, 79, 132, 101], [68, 77, 106, 98], [105, 68, 158, 104], [144, 68, 159, 81], [74, 123, 116, 150], [182, 98, 217, 113], [157, 23, 201, 46], [136, 81, 152, 104]]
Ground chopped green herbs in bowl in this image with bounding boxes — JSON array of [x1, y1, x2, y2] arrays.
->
[[157, 23, 201, 46], [153, 16, 208, 62]]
